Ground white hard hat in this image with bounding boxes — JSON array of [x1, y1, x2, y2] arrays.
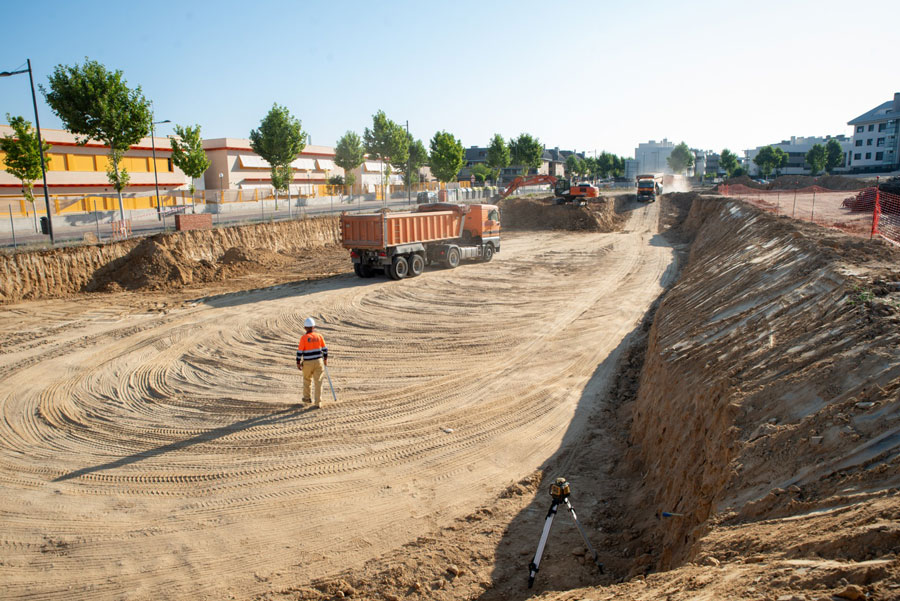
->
[[303, 317, 316, 328]]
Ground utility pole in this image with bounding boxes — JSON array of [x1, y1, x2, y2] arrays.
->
[[150, 115, 170, 220], [0, 59, 54, 244], [406, 120, 412, 206]]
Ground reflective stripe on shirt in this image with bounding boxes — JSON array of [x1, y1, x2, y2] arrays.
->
[[297, 332, 328, 361]]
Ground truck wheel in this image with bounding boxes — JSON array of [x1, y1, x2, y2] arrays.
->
[[445, 247, 460, 269], [353, 263, 364, 277], [389, 255, 409, 279], [360, 264, 375, 278], [408, 254, 425, 277], [482, 245, 494, 262]]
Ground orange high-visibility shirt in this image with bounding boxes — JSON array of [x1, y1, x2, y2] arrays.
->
[[297, 332, 328, 362]]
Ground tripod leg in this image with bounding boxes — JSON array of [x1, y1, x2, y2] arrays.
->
[[564, 499, 603, 573], [528, 501, 559, 588]]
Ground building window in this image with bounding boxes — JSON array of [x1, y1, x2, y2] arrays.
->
[[876, 152, 884, 161], [855, 140, 863, 147], [865, 152, 871, 159], [854, 153, 861, 160], [868, 124, 875, 131], [167, 158, 174, 172], [857, 126, 864, 133], [867, 139, 873, 146], [877, 138, 885, 146]]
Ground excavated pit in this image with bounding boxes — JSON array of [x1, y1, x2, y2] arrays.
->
[[2, 195, 899, 600], [277, 193, 900, 601]]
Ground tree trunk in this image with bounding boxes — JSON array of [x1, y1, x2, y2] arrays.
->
[[112, 161, 125, 223]]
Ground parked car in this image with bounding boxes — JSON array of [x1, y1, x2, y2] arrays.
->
[[416, 191, 438, 204]]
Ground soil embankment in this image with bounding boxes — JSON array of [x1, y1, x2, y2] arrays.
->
[[498, 195, 626, 232], [721, 174, 870, 191], [0, 216, 342, 302]]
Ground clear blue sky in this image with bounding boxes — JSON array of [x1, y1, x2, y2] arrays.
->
[[2, 0, 897, 157]]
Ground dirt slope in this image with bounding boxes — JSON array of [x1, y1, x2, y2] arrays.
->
[[0, 199, 671, 600], [0, 216, 341, 302]]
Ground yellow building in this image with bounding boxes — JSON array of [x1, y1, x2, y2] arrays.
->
[[0, 125, 189, 196]]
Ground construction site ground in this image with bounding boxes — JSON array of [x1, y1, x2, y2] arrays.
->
[[1, 193, 899, 601]]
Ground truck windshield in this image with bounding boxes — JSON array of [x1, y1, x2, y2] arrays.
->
[[638, 181, 654, 187]]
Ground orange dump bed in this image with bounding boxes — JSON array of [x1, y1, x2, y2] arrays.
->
[[340, 211, 463, 249]]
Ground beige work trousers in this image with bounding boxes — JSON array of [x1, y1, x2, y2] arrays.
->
[[302, 358, 325, 404]]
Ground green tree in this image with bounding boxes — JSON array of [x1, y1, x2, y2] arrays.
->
[[363, 110, 408, 202], [249, 103, 306, 205], [614, 155, 626, 177], [470, 163, 493, 184], [732, 167, 747, 178], [169, 124, 210, 196], [0, 114, 52, 231], [328, 174, 345, 186], [753, 146, 778, 178], [824, 139, 844, 174], [719, 148, 739, 177], [486, 133, 510, 182], [509, 133, 543, 176], [42, 58, 151, 222], [597, 152, 614, 178], [805, 144, 826, 176], [429, 131, 465, 183], [773, 147, 788, 177], [334, 130, 365, 197], [565, 154, 585, 179], [583, 156, 598, 179], [666, 142, 694, 174], [393, 133, 428, 186]]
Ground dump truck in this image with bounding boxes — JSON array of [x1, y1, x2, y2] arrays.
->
[[636, 173, 663, 202], [340, 203, 501, 279]]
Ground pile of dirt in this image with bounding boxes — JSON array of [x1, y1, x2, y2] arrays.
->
[[87, 236, 219, 291], [770, 174, 870, 190], [722, 174, 870, 192], [87, 238, 350, 293], [879, 176, 900, 195], [499, 196, 625, 232], [0, 215, 344, 302], [722, 175, 766, 189]]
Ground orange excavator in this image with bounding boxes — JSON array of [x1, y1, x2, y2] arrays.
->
[[499, 175, 599, 205]]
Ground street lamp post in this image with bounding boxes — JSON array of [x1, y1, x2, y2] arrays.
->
[[150, 117, 170, 220], [406, 120, 411, 206], [0, 58, 54, 244]]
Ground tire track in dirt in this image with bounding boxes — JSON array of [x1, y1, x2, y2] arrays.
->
[[0, 201, 673, 600]]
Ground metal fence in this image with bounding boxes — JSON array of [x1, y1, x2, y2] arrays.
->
[[719, 183, 899, 245], [0, 183, 508, 251]]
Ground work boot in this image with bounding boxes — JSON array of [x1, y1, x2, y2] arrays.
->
[[311, 401, 321, 409], [302, 397, 312, 404]]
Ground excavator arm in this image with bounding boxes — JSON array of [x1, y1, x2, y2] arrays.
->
[[500, 174, 559, 198]]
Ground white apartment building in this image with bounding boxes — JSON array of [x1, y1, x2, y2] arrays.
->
[[744, 135, 852, 176], [634, 139, 674, 174], [847, 93, 899, 172]]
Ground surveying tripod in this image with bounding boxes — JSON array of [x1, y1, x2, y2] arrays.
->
[[527, 477, 603, 588]]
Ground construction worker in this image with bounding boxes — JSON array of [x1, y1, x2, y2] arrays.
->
[[296, 317, 328, 408]]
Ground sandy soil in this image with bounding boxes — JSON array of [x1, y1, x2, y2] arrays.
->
[[0, 200, 672, 600], [719, 189, 877, 236]]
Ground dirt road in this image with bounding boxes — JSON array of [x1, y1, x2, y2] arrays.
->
[[0, 200, 673, 600]]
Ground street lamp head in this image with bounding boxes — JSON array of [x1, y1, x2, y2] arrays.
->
[[155, 119, 171, 125]]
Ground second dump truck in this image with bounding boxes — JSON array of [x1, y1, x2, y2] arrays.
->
[[340, 203, 501, 279], [636, 174, 663, 202]]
